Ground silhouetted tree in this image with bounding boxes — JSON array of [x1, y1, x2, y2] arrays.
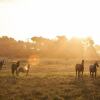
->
[[83, 37, 98, 60]]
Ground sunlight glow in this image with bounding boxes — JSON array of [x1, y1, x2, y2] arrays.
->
[[0, 0, 100, 44], [28, 55, 40, 65]]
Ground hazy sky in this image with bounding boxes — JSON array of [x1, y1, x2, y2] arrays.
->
[[0, 0, 100, 44]]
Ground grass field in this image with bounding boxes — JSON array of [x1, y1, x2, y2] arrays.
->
[[0, 59, 100, 100]]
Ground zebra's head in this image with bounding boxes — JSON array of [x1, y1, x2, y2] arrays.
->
[[81, 60, 84, 65], [95, 62, 99, 67], [16, 61, 20, 67]]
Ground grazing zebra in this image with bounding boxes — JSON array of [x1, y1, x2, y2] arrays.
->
[[17, 64, 30, 76], [11, 61, 20, 76], [89, 62, 99, 79], [0, 60, 5, 70], [75, 60, 84, 79]]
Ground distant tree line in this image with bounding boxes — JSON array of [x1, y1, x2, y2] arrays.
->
[[0, 35, 99, 60], [0, 36, 33, 58]]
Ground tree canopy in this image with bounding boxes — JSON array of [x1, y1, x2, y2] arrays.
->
[[0, 35, 99, 60]]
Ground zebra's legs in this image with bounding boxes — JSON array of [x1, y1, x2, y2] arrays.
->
[[16, 70, 19, 76], [95, 71, 97, 79], [26, 70, 29, 76], [78, 71, 80, 79], [82, 71, 83, 80], [91, 73, 93, 78], [12, 69, 15, 76], [90, 72, 91, 78], [76, 70, 77, 79]]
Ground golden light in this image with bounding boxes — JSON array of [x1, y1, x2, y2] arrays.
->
[[28, 54, 40, 65], [0, 0, 100, 44]]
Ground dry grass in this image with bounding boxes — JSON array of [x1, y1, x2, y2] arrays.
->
[[0, 59, 100, 100]]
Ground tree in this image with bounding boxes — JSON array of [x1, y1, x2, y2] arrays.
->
[[54, 36, 68, 58], [82, 37, 98, 60]]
